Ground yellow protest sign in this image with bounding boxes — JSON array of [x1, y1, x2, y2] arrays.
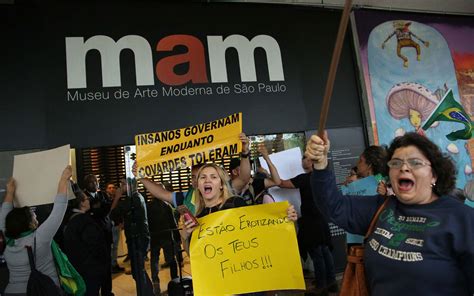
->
[[190, 201, 305, 295], [135, 113, 242, 177]]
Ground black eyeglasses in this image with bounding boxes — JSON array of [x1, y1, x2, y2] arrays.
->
[[387, 158, 431, 169]]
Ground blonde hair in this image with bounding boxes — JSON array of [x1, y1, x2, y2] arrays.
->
[[194, 163, 233, 216]]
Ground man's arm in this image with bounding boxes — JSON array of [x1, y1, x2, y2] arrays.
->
[[258, 144, 281, 188], [231, 133, 251, 193], [279, 179, 296, 189]]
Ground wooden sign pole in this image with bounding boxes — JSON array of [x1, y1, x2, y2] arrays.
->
[[318, 0, 353, 137]]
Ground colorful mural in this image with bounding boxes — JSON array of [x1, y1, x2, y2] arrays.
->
[[354, 10, 474, 191]]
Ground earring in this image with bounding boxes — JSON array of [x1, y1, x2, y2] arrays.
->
[[430, 182, 436, 188]]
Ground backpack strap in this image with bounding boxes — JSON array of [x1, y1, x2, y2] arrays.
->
[[255, 190, 275, 204], [254, 188, 266, 199], [0, 231, 5, 255], [26, 244, 36, 272], [248, 184, 255, 204], [68, 212, 82, 223], [63, 212, 83, 234], [34, 235, 37, 266]]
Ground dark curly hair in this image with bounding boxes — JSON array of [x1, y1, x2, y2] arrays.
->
[[68, 189, 88, 210], [5, 207, 34, 239], [362, 145, 388, 176], [386, 132, 456, 196]]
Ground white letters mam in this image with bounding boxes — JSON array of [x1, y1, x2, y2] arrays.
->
[[65, 34, 285, 89]]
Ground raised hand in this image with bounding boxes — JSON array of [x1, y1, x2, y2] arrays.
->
[[4, 178, 16, 203], [240, 133, 250, 154], [6, 178, 16, 195], [58, 165, 73, 194], [61, 165, 73, 180], [132, 161, 137, 177], [287, 204, 298, 222], [257, 143, 269, 158], [377, 181, 388, 196], [305, 131, 330, 170]]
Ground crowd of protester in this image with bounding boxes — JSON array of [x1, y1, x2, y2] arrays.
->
[[1, 131, 473, 296]]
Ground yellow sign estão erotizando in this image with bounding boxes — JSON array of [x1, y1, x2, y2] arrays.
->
[[190, 201, 305, 295], [135, 112, 242, 177]]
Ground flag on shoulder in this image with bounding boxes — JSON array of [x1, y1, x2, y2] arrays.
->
[[421, 89, 473, 141]]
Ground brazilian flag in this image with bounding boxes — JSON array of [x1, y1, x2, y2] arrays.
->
[[422, 89, 473, 141]]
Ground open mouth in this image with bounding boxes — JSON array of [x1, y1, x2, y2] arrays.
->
[[398, 178, 414, 191], [204, 185, 212, 194]]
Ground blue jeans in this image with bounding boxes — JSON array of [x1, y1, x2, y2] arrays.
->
[[150, 238, 178, 283], [307, 245, 336, 289]]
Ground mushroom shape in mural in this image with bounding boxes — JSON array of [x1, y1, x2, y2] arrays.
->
[[386, 82, 440, 136]]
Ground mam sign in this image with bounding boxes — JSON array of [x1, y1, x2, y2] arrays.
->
[[65, 34, 285, 89]]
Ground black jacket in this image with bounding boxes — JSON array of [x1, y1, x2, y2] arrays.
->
[[85, 191, 113, 244], [63, 213, 108, 277], [147, 199, 177, 245]]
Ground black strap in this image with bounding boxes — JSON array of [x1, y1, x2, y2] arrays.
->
[[26, 245, 36, 272], [26, 234, 38, 272], [248, 184, 255, 204], [0, 230, 5, 254]]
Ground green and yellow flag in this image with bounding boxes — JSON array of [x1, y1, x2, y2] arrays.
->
[[422, 89, 473, 141]]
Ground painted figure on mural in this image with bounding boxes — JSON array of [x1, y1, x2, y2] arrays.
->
[[381, 21, 430, 67], [361, 11, 474, 193]]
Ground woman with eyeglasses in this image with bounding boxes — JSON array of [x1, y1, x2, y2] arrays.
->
[[305, 132, 474, 296]]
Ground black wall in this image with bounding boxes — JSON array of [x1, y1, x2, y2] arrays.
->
[[1, 2, 363, 151]]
